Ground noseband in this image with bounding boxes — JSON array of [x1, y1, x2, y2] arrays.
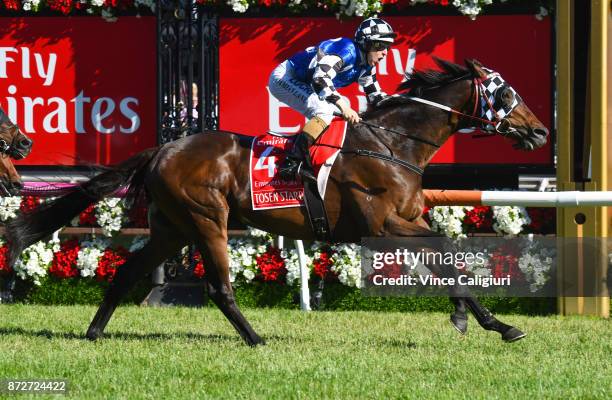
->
[[0, 125, 24, 158]]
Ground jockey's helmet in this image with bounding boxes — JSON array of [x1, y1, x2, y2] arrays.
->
[[354, 17, 397, 52]]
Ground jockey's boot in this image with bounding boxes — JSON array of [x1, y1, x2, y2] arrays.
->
[[278, 116, 328, 182]]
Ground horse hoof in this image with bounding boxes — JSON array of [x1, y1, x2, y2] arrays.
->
[[246, 336, 266, 347], [450, 313, 468, 335], [85, 329, 101, 341], [502, 327, 526, 343]]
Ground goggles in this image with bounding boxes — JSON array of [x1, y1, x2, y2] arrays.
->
[[368, 41, 391, 51]]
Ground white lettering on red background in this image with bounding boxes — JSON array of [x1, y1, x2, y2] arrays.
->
[[0, 46, 140, 134]]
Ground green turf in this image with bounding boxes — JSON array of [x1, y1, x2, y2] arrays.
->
[[0, 305, 610, 399]]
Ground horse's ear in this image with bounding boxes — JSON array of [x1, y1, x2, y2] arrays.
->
[[465, 59, 487, 78]]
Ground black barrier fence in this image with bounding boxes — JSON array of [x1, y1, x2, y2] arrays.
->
[[157, 0, 219, 145], [361, 237, 612, 298], [153, 0, 220, 304]]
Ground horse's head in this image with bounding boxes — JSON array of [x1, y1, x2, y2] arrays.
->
[[466, 59, 549, 151], [0, 107, 33, 196], [0, 107, 33, 160]]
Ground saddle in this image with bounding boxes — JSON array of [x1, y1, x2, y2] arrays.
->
[[249, 120, 348, 240]]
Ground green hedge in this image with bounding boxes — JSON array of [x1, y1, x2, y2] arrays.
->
[[3, 277, 561, 315], [10, 277, 151, 306]]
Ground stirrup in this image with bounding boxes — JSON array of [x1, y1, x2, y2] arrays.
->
[[297, 163, 316, 182], [278, 154, 301, 179]]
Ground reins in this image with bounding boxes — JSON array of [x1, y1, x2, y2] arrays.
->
[[339, 76, 487, 175], [356, 119, 441, 148]]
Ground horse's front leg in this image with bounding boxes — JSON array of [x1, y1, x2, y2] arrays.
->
[[381, 214, 469, 335]]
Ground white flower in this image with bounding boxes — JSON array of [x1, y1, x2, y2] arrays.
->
[[517, 241, 554, 292], [330, 243, 362, 288], [76, 238, 109, 278], [429, 206, 471, 239], [0, 196, 21, 221], [536, 6, 548, 20], [95, 197, 125, 236], [354, 0, 369, 17], [227, 238, 265, 284], [13, 238, 59, 286], [91, 0, 105, 6], [492, 206, 530, 236], [227, 0, 248, 13], [247, 227, 271, 239], [101, 8, 118, 22], [242, 268, 255, 282], [282, 248, 312, 286]]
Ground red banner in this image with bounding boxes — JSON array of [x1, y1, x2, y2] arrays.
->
[[220, 16, 553, 165], [0, 17, 157, 166]]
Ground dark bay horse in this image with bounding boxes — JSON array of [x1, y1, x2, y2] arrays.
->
[[6, 59, 548, 345], [0, 106, 33, 195]]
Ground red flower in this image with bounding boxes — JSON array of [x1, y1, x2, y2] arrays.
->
[[488, 251, 524, 282], [47, 0, 74, 15], [366, 261, 403, 284], [526, 207, 556, 233], [0, 245, 11, 275], [256, 247, 286, 282], [312, 251, 338, 281], [193, 251, 205, 279], [79, 204, 97, 226], [3, 0, 19, 10], [464, 206, 493, 231], [96, 247, 129, 282], [49, 238, 80, 279], [20, 196, 41, 214]]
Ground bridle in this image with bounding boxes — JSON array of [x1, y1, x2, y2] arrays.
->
[[405, 71, 523, 137], [342, 70, 524, 175], [0, 124, 26, 158]]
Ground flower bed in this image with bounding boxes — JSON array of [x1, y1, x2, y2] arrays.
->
[[0, 0, 552, 20], [0, 197, 556, 285], [0, 195, 563, 312]]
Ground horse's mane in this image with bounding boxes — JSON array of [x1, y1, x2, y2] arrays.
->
[[362, 58, 472, 116], [398, 57, 471, 96]]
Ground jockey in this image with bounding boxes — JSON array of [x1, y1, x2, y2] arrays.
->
[[268, 17, 396, 182]]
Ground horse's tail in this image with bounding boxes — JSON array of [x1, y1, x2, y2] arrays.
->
[[6, 147, 161, 268]]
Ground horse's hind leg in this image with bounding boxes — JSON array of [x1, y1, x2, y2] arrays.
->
[[86, 208, 185, 340], [383, 215, 469, 334], [195, 229, 264, 346]]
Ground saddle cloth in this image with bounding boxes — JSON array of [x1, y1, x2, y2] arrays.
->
[[250, 119, 347, 210]]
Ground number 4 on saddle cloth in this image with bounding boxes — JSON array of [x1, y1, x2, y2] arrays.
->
[[250, 119, 347, 239]]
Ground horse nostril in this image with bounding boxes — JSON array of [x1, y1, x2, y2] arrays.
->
[[19, 137, 32, 148], [533, 128, 549, 137]]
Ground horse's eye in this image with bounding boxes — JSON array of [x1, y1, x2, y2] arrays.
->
[[500, 88, 515, 106]]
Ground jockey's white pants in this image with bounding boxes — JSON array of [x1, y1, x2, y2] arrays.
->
[[268, 61, 336, 125]]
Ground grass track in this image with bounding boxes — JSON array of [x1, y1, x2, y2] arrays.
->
[[0, 305, 611, 399]]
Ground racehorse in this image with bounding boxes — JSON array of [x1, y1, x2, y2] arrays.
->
[[6, 59, 548, 345], [0, 106, 33, 195]]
